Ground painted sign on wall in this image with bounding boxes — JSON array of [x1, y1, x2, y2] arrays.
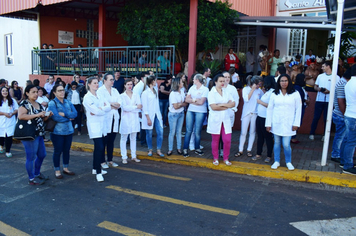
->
[[279, 0, 325, 11], [58, 30, 74, 45]]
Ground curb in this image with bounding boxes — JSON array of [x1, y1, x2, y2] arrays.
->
[[46, 141, 356, 189]]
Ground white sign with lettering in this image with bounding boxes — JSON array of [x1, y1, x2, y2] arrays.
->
[[58, 30, 74, 45], [279, 0, 325, 11]]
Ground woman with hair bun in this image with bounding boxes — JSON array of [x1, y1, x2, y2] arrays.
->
[[235, 75, 263, 158]]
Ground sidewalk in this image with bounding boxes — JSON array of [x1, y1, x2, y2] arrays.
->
[[46, 126, 356, 188]]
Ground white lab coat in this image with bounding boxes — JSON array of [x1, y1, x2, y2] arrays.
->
[[97, 85, 121, 133], [0, 98, 18, 137], [265, 90, 302, 136], [207, 87, 234, 135], [224, 84, 239, 127], [120, 92, 141, 134], [83, 92, 111, 139], [141, 87, 163, 130]]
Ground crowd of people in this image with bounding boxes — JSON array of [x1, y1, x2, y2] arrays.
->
[[2, 51, 356, 185]]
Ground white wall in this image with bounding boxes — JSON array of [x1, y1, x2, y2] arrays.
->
[[0, 17, 40, 88]]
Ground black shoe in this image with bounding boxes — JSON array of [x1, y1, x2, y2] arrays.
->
[[343, 167, 356, 175], [195, 149, 204, 156], [167, 151, 173, 156], [36, 173, 49, 180], [177, 150, 183, 155], [29, 177, 45, 185], [183, 149, 189, 158], [339, 163, 356, 168], [331, 157, 341, 163]]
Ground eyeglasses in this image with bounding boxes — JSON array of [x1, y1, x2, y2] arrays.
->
[[57, 89, 65, 92], [109, 79, 114, 81]]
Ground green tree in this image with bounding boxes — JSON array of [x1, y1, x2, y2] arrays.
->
[[327, 31, 356, 59], [117, 0, 239, 63]]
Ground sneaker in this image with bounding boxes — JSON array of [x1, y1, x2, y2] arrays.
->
[[5, 153, 12, 158], [321, 136, 324, 142], [183, 149, 189, 158], [109, 162, 119, 167], [286, 162, 295, 171], [189, 147, 195, 151], [252, 155, 261, 161], [200, 145, 204, 150], [122, 159, 128, 164], [132, 158, 141, 163], [309, 135, 314, 140], [343, 167, 356, 175], [0, 146, 4, 153], [264, 157, 271, 163], [92, 169, 107, 175], [271, 162, 280, 169], [195, 149, 204, 156], [96, 174, 104, 182], [331, 157, 341, 163], [36, 173, 49, 180], [29, 177, 45, 185], [224, 160, 232, 166], [101, 163, 109, 169], [339, 164, 356, 168]]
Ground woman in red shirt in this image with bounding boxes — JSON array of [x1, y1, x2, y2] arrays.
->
[[224, 48, 239, 72]]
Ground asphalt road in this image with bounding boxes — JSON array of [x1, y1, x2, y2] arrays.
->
[[1, 143, 356, 236]]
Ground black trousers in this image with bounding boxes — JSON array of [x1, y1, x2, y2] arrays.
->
[[0, 135, 13, 153], [93, 137, 105, 173], [256, 116, 273, 157]]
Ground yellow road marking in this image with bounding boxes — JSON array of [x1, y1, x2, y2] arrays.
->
[[107, 185, 239, 216], [115, 167, 191, 181], [0, 221, 30, 236], [97, 221, 155, 235]]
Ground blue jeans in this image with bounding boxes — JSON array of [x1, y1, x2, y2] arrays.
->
[[340, 116, 356, 169], [93, 137, 105, 174], [183, 111, 207, 150], [50, 133, 73, 171], [145, 115, 163, 150], [168, 111, 184, 151], [159, 99, 169, 125], [331, 113, 346, 158], [310, 101, 328, 135], [22, 136, 47, 180], [273, 135, 292, 163]]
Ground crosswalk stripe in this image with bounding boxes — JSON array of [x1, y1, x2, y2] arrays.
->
[[97, 221, 155, 235], [0, 221, 30, 236], [115, 167, 191, 181], [107, 185, 240, 216]]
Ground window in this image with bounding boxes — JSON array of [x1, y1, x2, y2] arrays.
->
[[5, 33, 14, 65]]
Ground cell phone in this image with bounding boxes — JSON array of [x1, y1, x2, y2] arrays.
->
[[45, 111, 50, 116]]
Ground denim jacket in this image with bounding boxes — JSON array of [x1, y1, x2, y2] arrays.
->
[[47, 97, 77, 135], [65, 84, 85, 104]]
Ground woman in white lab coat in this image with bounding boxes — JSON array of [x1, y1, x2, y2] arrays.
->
[[83, 77, 111, 182], [207, 74, 235, 166], [97, 73, 121, 168], [120, 79, 142, 163], [266, 74, 302, 171], [0, 87, 18, 157], [141, 75, 164, 157], [235, 75, 263, 158]]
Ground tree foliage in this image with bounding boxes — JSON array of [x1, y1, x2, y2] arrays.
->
[[327, 31, 356, 59], [117, 0, 239, 52]]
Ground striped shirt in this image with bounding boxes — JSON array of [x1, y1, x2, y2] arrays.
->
[[333, 77, 347, 117]]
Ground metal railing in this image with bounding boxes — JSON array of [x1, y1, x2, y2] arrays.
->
[[31, 45, 175, 79]]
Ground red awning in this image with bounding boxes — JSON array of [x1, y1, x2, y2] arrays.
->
[[0, 0, 72, 15]]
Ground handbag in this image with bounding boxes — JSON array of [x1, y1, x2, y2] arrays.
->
[[14, 103, 36, 141], [44, 100, 58, 132]]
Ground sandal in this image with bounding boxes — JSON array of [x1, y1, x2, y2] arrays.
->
[[157, 150, 165, 157], [252, 155, 261, 161], [247, 152, 253, 157], [213, 160, 219, 166], [264, 157, 272, 163], [234, 152, 243, 157], [224, 160, 232, 166]]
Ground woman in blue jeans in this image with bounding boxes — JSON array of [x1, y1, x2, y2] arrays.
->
[[266, 74, 302, 171], [182, 74, 209, 158], [167, 77, 187, 155], [48, 84, 77, 179], [142, 75, 164, 157], [18, 85, 53, 185]]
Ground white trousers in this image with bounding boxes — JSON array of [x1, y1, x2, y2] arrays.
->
[[239, 113, 257, 152], [120, 133, 137, 160]]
